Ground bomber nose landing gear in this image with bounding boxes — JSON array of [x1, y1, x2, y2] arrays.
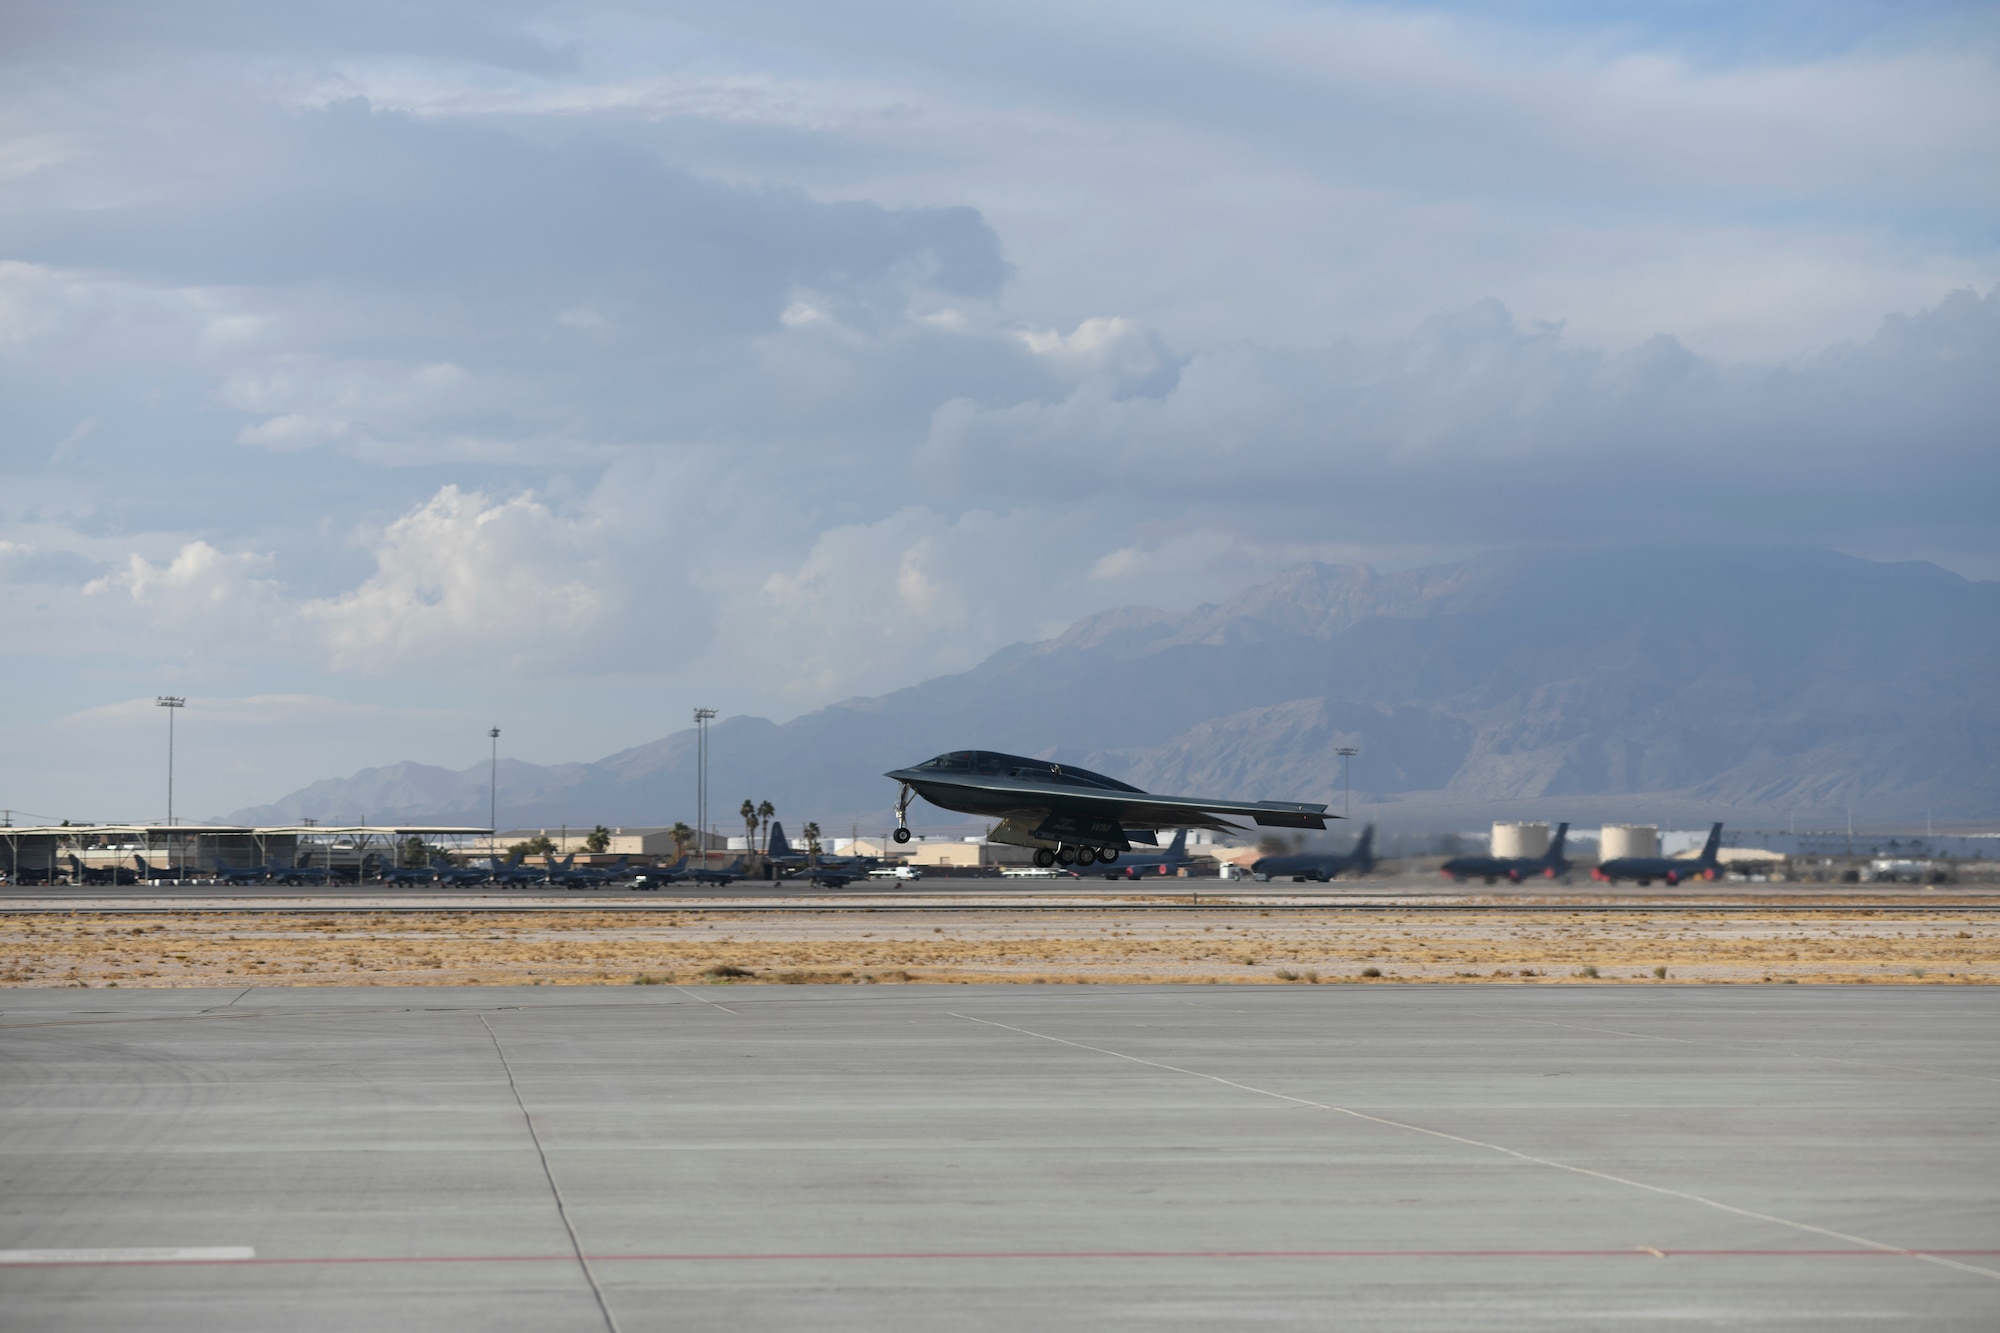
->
[[892, 784, 913, 844]]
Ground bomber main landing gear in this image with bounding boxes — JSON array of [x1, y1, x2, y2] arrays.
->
[[892, 784, 913, 844], [1035, 843, 1121, 869]]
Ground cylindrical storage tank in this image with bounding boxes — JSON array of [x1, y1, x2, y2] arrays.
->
[[1491, 822, 1549, 859], [1601, 825, 1658, 860]]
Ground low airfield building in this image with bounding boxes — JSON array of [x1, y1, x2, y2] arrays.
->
[[0, 824, 490, 884]]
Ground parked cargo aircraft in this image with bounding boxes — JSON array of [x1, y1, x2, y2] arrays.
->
[[1440, 823, 1571, 884], [1594, 823, 1724, 885], [1252, 824, 1378, 882], [766, 822, 877, 880], [885, 750, 1329, 870]]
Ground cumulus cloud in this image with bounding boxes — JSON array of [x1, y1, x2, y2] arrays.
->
[[303, 485, 614, 671], [84, 540, 289, 639]]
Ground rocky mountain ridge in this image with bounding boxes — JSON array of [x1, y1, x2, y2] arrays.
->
[[228, 547, 2000, 831]]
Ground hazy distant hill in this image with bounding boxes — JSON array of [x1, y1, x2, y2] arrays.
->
[[229, 548, 2000, 832]]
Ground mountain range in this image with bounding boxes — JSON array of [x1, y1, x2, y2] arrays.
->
[[227, 547, 2000, 834]]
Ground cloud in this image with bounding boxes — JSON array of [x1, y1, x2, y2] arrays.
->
[[84, 540, 290, 639], [303, 485, 614, 671], [2, 0, 1997, 817], [920, 287, 2000, 552]]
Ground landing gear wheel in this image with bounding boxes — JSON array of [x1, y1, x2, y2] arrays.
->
[[1033, 847, 1056, 868], [1076, 847, 1097, 867], [1055, 847, 1076, 868], [892, 827, 912, 845], [1099, 847, 1119, 864]]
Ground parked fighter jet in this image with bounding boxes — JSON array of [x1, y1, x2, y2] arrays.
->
[[66, 855, 137, 886], [1096, 828, 1194, 879], [684, 858, 743, 886], [1440, 824, 1571, 884], [1252, 825, 1378, 882], [627, 856, 688, 889], [1594, 823, 1724, 886], [132, 855, 189, 883], [885, 750, 1329, 869], [549, 856, 631, 888]]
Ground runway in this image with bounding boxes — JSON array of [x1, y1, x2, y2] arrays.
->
[[6, 873, 1996, 915], [3, 985, 1996, 1329]]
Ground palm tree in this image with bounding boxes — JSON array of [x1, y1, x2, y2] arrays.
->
[[801, 821, 822, 865], [756, 800, 775, 853], [668, 821, 694, 866], [585, 824, 612, 854], [740, 799, 758, 858]]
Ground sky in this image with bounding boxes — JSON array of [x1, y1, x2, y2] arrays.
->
[[2, 0, 1997, 822]]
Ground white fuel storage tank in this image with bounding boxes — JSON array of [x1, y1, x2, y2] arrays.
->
[[1600, 825, 1659, 860], [1491, 822, 1549, 858]]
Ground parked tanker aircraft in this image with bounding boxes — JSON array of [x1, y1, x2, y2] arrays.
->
[[1440, 824, 1571, 884], [1594, 823, 1724, 885], [1251, 825, 1377, 882], [885, 750, 1329, 870], [1096, 828, 1193, 879]]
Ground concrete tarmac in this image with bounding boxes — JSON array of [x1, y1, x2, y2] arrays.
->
[[2, 985, 1996, 1330]]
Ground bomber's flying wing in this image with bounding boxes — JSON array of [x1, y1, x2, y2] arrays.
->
[[918, 772, 1327, 837]]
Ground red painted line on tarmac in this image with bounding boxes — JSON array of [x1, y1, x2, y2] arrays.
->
[[15, 1247, 2000, 1268]]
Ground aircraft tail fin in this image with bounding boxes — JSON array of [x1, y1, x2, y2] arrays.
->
[[1546, 823, 1569, 861], [767, 821, 792, 858], [1699, 822, 1724, 864], [1167, 828, 1188, 859]]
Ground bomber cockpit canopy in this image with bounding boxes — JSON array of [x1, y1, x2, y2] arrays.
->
[[912, 751, 1143, 793]]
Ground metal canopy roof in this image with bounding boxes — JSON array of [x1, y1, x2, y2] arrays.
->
[[0, 824, 492, 837]]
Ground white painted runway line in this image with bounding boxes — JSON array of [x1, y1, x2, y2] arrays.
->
[[0, 1247, 255, 1265]]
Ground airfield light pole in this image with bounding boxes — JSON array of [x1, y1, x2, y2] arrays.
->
[[156, 697, 186, 827], [1336, 746, 1359, 823], [694, 708, 717, 867], [489, 728, 500, 859]]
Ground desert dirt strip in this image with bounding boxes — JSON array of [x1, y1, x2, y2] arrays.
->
[[1, 908, 1996, 988]]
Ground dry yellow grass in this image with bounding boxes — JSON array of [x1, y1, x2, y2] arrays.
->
[[1, 908, 1996, 988]]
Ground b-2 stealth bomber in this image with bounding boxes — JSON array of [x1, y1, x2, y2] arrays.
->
[[885, 750, 1329, 869]]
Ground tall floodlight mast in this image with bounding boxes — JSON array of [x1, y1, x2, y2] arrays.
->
[[156, 697, 186, 826], [1336, 746, 1360, 823], [489, 727, 501, 858], [693, 708, 717, 866]]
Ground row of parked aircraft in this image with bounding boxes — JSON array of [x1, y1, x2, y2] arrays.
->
[[1438, 823, 1727, 885]]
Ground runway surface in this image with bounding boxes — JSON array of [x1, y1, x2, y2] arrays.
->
[[3, 985, 1996, 1329]]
